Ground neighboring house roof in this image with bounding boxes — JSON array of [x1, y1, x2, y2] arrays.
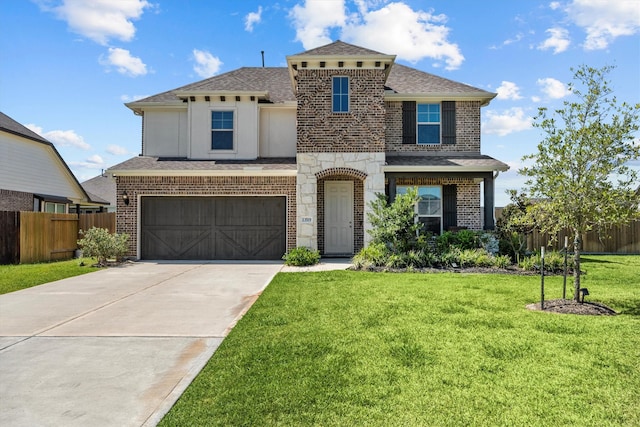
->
[[126, 41, 495, 111], [385, 154, 509, 173], [81, 174, 116, 206], [109, 156, 297, 176], [0, 111, 106, 206]]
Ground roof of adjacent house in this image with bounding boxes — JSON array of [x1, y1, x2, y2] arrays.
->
[[81, 174, 116, 206], [127, 41, 495, 109], [0, 111, 51, 144]]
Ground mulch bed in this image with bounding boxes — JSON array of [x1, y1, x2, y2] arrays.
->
[[526, 299, 617, 316]]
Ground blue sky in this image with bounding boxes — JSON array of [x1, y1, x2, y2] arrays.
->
[[1, 0, 638, 206]]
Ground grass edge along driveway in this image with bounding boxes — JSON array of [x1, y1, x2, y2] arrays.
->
[[0, 259, 99, 295], [160, 255, 640, 426]]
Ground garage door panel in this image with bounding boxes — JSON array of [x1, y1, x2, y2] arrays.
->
[[141, 197, 285, 260]]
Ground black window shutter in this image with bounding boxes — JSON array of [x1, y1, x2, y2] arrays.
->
[[402, 101, 416, 144], [442, 101, 456, 145], [442, 184, 457, 230]]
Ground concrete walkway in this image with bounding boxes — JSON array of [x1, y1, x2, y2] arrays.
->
[[0, 261, 284, 427]]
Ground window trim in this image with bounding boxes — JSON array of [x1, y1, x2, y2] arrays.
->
[[332, 76, 350, 113], [416, 103, 441, 145], [210, 109, 235, 152]]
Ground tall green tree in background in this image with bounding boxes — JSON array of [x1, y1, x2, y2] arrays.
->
[[520, 65, 640, 301]]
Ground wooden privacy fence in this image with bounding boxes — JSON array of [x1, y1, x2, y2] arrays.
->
[[0, 211, 116, 264], [527, 220, 640, 254]]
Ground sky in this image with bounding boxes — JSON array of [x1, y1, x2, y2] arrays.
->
[[1, 0, 639, 206]]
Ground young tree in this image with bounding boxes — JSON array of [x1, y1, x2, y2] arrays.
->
[[520, 65, 640, 301], [496, 190, 536, 264]]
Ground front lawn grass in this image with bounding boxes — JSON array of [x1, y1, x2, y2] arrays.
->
[[0, 258, 99, 295], [161, 255, 640, 426]]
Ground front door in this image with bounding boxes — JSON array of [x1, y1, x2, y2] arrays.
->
[[324, 181, 354, 254]]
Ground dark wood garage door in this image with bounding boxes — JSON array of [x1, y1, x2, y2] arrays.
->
[[141, 196, 286, 260]]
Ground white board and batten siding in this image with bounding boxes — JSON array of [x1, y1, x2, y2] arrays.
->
[[141, 101, 296, 159]]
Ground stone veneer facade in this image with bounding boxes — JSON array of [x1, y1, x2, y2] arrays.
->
[[296, 152, 385, 250], [385, 100, 482, 153], [116, 175, 296, 258], [0, 189, 33, 211]]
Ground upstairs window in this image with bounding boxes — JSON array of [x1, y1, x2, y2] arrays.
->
[[417, 103, 440, 144], [332, 76, 349, 113], [211, 111, 234, 150]]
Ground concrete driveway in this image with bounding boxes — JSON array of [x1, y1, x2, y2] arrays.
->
[[0, 261, 283, 427]]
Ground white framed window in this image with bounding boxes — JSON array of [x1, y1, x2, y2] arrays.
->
[[44, 202, 67, 213], [211, 110, 234, 150], [332, 76, 349, 113], [417, 103, 441, 144], [397, 185, 442, 234]]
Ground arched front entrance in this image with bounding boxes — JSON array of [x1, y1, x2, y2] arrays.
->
[[316, 168, 366, 255]]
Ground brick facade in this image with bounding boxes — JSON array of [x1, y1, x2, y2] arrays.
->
[[115, 175, 296, 258], [0, 189, 33, 211], [385, 100, 482, 153], [296, 69, 386, 153]]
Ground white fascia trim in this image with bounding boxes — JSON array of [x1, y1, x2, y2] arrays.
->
[[384, 92, 497, 106], [383, 165, 509, 173], [109, 169, 297, 177]]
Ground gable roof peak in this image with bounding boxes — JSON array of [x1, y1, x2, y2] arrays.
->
[[292, 40, 391, 57]]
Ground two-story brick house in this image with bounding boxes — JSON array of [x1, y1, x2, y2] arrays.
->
[[109, 41, 508, 260]]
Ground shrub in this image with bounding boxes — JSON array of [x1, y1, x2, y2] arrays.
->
[[282, 247, 321, 266], [456, 230, 479, 250], [352, 243, 389, 269], [479, 232, 500, 255], [518, 251, 567, 273], [77, 227, 129, 267], [494, 254, 512, 269], [367, 188, 421, 253]]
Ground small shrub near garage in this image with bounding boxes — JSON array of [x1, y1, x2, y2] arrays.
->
[[282, 247, 321, 266], [77, 227, 129, 267]]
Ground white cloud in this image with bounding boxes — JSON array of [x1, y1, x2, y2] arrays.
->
[[565, 0, 640, 50], [245, 6, 262, 32], [87, 154, 104, 164], [482, 108, 533, 136], [549, 2, 561, 10], [42, 0, 151, 45], [120, 94, 149, 102], [289, 0, 347, 48], [25, 124, 91, 150], [538, 27, 571, 53], [106, 144, 131, 155], [342, 2, 464, 69], [192, 49, 223, 78], [288, 0, 464, 69], [100, 47, 147, 76], [496, 81, 523, 100], [537, 77, 570, 99]]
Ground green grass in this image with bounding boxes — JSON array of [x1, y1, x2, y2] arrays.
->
[[0, 258, 99, 295], [161, 255, 640, 426]]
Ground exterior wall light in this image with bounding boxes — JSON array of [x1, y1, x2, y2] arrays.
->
[[122, 191, 130, 205]]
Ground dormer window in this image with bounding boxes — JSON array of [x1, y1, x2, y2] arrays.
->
[[211, 111, 234, 150], [332, 76, 349, 113]]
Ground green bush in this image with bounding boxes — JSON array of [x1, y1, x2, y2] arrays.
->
[[367, 188, 421, 254], [518, 251, 568, 273], [77, 227, 129, 267], [282, 247, 321, 266], [494, 254, 512, 269], [352, 243, 389, 269]]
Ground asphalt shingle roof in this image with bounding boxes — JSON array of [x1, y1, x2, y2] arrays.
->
[[128, 41, 493, 107], [0, 111, 51, 144], [385, 154, 509, 171], [109, 156, 297, 172]]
